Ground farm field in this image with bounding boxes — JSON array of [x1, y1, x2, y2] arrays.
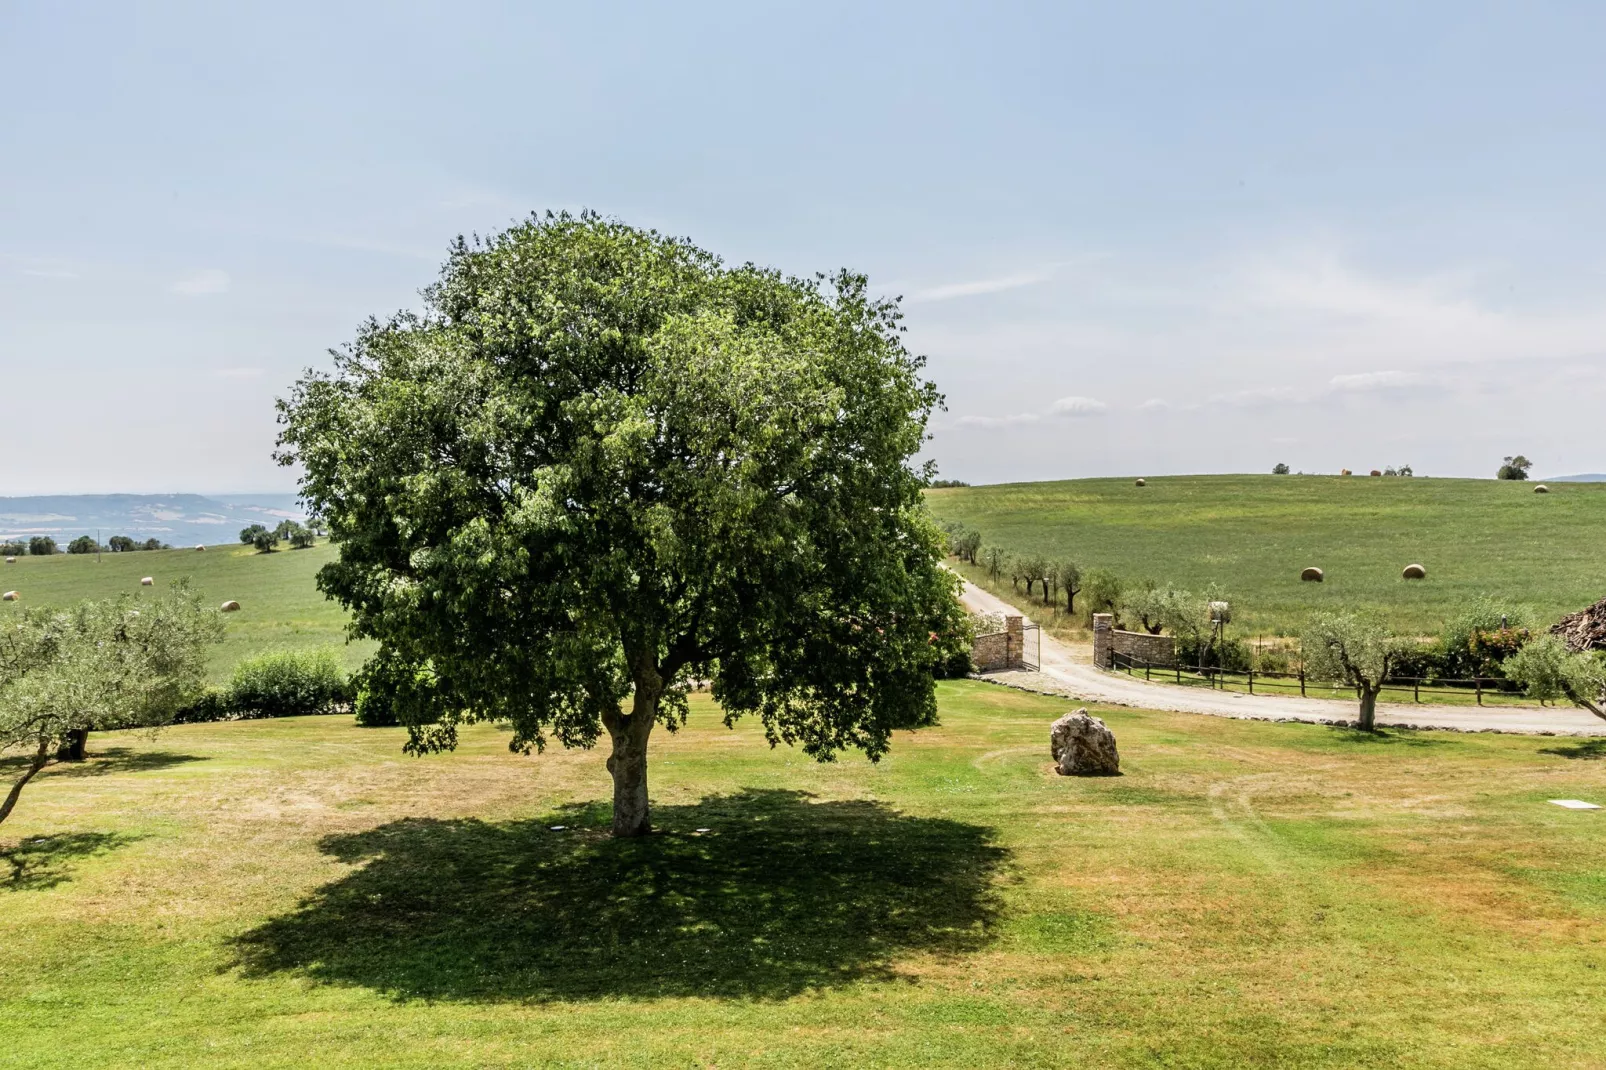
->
[[2, 681, 1605, 1068], [928, 474, 1606, 637], [0, 541, 368, 683]]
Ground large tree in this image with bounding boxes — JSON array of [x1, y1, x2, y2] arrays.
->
[[1, 584, 222, 826], [277, 213, 966, 837]]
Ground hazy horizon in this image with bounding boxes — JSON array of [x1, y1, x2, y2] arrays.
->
[[4, 2, 1605, 493]]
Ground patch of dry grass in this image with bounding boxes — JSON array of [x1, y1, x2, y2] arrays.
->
[[2, 682, 1605, 1067]]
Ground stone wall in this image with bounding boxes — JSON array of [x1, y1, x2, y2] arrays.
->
[[1111, 629, 1176, 667], [973, 615, 1026, 672], [1092, 614, 1176, 668]]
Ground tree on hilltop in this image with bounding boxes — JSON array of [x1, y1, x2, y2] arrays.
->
[[277, 212, 967, 837], [1496, 455, 1533, 481], [67, 536, 99, 555], [28, 537, 56, 556]]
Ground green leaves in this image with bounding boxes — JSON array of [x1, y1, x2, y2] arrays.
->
[[277, 212, 962, 780], [1503, 635, 1606, 718]]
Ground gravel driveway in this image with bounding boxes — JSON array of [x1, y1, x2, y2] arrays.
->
[[957, 576, 1606, 737]]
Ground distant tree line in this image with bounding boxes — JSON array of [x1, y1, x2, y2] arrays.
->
[[240, 519, 317, 553], [3, 535, 171, 556]]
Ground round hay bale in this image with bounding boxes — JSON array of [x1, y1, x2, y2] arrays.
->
[[1, 591, 16, 602], [1340, 468, 1352, 476], [220, 600, 241, 613], [1534, 484, 1550, 494], [1300, 566, 1324, 582], [195, 544, 206, 551], [1369, 469, 1382, 477], [140, 577, 154, 586], [1402, 563, 1427, 580], [1135, 478, 1147, 487], [3, 556, 13, 564]]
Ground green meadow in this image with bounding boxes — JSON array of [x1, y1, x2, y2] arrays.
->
[[928, 474, 1606, 636], [2, 682, 1604, 1067], [0, 541, 369, 682]]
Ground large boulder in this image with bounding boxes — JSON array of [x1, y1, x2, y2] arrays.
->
[[1050, 709, 1120, 777]]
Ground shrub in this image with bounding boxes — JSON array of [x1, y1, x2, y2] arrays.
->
[[227, 650, 350, 719], [1441, 599, 1531, 678], [67, 536, 99, 555], [173, 688, 233, 724], [28, 536, 57, 556], [0, 540, 25, 557]]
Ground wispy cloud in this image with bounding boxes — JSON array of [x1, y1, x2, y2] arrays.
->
[[1328, 369, 1429, 392], [906, 270, 1053, 304], [1049, 395, 1108, 417], [172, 269, 230, 296]]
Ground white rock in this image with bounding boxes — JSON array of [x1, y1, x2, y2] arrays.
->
[[1050, 708, 1121, 777]]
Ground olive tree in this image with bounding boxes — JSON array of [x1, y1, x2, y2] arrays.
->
[[981, 545, 1006, 583], [1503, 636, 1606, 720], [1300, 612, 1414, 731], [1058, 560, 1082, 613], [0, 584, 222, 826], [277, 212, 967, 838]]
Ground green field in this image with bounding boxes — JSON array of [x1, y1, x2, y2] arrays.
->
[[928, 474, 1606, 636], [2, 682, 1604, 1067], [0, 542, 369, 682]]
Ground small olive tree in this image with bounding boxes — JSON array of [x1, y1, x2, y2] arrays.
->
[[1058, 561, 1082, 613], [981, 544, 1006, 583], [0, 584, 222, 826], [1301, 612, 1414, 731], [1503, 636, 1606, 720]]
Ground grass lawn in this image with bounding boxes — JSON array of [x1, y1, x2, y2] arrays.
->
[[927, 474, 1606, 637], [0, 541, 369, 683], [3, 681, 1605, 1067]]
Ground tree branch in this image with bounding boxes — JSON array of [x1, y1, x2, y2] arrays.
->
[[0, 739, 52, 827]]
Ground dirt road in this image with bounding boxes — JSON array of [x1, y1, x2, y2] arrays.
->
[[957, 577, 1606, 736]]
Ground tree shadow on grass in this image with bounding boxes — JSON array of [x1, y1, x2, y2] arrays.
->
[[2, 831, 140, 891], [233, 788, 1007, 1003], [0, 748, 208, 779], [1326, 727, 1450, 748], [1540, 739, 1606, 760]]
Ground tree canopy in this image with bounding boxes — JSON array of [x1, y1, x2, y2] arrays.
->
[[1301, 612, 1415, 731], [276, 212, 966, 836]]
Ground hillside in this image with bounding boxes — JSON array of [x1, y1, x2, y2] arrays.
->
[[0, 540, 369, 682], [0, 493, 304, 549], [927, 474, 1606, 636]]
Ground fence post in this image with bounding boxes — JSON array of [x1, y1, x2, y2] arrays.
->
[[1145, 661, 1151, 681], [1248, 670, 1254, 695], [1414, 677, 1420, 703], [1299, 670, 1306, 697], [1175, 663, 1181, 685], [1475, 678, 1482, 706]]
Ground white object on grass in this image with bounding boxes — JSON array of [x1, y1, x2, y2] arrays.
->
[[1549, 800, 1601, 810], [549, 825, 566, 831]]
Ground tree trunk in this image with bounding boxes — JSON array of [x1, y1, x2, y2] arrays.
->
[[0, 740, 51, 827], [1066, 589, 1076, 613], [604, 667, 661, 838], [1357, 685, 1379, 732], [57, 729, 88, 762]]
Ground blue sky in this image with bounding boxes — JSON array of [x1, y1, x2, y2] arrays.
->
[[3, 1, 1604, 492]]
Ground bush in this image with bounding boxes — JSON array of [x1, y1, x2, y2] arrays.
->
[[1, 540, 26, 556], [227, 650, 350, 719], [173, 688, 233, 724], [67, 535, 99, 555], [1441, 599, 1531, 678], [28, 536, 57, 556]]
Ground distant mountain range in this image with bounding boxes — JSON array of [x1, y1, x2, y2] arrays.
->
[[1546, 474, 1606, 482], [0, 494, 305, 548]]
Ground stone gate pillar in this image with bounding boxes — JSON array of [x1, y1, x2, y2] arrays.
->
[[1092, 612, 1113, 669], [1005, 615, 1023, 669]]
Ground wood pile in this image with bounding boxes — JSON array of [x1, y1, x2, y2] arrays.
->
[[1551, 596, 1606, 652]]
